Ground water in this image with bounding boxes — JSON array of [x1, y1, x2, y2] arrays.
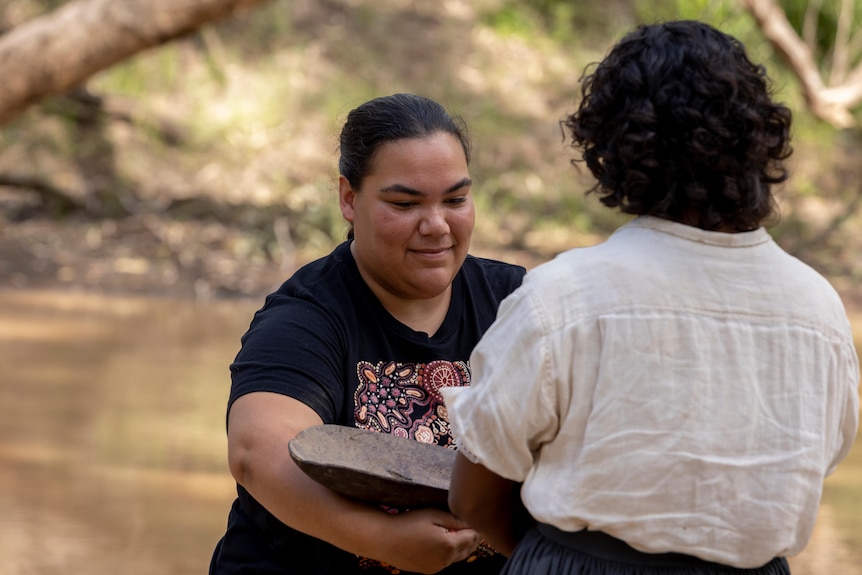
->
[[0, 289, 254, 575], [0, 289, 859, 575]]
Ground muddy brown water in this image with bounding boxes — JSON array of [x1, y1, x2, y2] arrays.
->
[[0, 289, 859, 575]]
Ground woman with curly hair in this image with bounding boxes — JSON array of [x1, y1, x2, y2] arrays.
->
[[443, 20, 859, 575]]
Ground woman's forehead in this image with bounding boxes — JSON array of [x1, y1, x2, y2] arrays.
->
[[364, 133, 470, 183]]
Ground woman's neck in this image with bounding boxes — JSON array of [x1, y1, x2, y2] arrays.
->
[[374, 286, 452, 336]]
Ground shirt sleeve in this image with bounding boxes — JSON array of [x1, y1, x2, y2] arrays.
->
[[444, 285, 560, 482], [228, 293, 348, 424]]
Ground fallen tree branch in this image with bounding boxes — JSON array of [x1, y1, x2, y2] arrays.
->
[[0, 0, 274, 126], [742, 0, 862, 128]]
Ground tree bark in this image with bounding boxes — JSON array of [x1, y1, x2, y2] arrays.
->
[[742, 0, 862, 128], [0, 0, 273, 126]]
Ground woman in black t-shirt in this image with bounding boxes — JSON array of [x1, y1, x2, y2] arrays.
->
[[209, 93, 525, 575]]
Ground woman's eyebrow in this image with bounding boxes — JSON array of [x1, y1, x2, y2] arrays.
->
[[445, 177, 473, 193], [379, 178, 473, 196]]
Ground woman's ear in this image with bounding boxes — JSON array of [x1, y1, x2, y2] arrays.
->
[[338, 175, 356, 223]]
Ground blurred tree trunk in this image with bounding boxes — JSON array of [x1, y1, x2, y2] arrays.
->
[[0, 0, 273, 126], [743, 0, 862, 283], [742, 0, 862, 128]]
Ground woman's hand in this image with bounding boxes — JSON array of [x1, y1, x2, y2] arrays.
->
[[372, 508, 480, 574]]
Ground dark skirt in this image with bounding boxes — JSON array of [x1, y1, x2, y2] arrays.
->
[[500, 524, 791, 575]]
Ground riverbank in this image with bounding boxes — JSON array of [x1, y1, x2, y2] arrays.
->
[[0, 208, 551, 300]]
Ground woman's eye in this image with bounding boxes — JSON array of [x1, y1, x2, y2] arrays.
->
[[392, 201, 416, 208], [447, 196, 468, 205]]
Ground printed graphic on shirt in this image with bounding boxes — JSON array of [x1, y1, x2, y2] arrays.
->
[[352, 359, 498, 572], [353, 359, 469, 446]]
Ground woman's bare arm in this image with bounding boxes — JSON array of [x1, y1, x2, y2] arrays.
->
[[228, 392, 479, 574]]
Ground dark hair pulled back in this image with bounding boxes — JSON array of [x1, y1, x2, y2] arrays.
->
[[339, 93, 471, 191]]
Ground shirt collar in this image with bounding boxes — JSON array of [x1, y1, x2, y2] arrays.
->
[[624, 215, 772, 248]]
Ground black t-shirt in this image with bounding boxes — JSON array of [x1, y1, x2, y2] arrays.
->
[[211, 241, 526, 575]]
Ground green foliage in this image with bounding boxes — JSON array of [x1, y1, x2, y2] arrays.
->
[[508, 0, 578, 42], [208, 1, 297, 58], [482, 3, 541, 38], [782, 0, 862, 68], [97, 43, 184, 95], [634, 0, 741, 24], [481, 0, 631, 45]]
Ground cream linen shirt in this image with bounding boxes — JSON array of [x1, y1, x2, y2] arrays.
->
[[444, 216, 859, 568]]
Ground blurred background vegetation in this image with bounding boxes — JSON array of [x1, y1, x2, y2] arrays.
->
[[0, 0, 860, 300]]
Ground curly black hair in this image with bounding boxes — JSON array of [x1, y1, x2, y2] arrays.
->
[[564, 20, 793, 231]]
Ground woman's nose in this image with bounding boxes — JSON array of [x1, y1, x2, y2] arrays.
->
[[419, 206, 450, 236]]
